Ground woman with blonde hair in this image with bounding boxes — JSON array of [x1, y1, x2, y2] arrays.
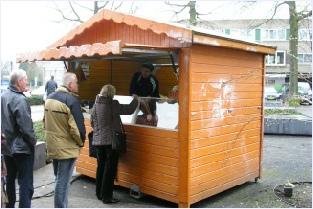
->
[[91, 85, 139, 204]]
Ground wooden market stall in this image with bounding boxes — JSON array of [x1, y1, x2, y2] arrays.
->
[[17, 9, 276, 207]]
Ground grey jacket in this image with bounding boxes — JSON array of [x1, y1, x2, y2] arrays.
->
[[1, 85, 37, 156], [45, 79, 58, 96], [91, 95, 138, 146]]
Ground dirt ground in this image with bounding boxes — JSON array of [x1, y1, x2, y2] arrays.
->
[[273, 182, 312, 208]]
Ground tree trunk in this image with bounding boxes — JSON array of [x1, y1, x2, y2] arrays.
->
[[188, 1, 197, 26], [288, 1, 298, 95]]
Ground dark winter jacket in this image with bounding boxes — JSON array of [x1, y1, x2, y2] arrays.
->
[[129, 72, 160, 98], [44, 86, 86, 159], [45, 79, 58, 96], [91, 95, 138, 146], [1, 85, 37, 156]]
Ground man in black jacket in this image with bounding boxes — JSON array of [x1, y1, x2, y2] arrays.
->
[[1, 69, 37, 208], [129, 62, 160, 117]]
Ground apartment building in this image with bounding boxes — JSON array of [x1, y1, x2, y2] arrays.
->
[[194, 19, 312, 89]]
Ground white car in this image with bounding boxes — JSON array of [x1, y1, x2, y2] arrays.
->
[[23, 91, 32, 97], [30, 86, 47, 101], [264, 86, 281, 100]]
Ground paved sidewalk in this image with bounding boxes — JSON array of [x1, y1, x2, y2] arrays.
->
[[26, 134, 312, 208]]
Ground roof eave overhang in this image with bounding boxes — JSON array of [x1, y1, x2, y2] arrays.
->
[[16, 41, 182, 63], [193, 33, 277, 55], [16, 41, 123, 63]]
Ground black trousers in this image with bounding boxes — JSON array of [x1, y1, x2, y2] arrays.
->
[[95, 145, 119, 200]]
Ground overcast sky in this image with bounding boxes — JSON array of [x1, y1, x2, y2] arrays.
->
[[0, 1, 304, 63]]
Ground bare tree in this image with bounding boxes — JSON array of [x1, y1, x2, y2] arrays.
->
[[164, 1, 312, 96], [285, 1, 312, 95], [52, 1, 124, 27], [230, 1, 311, 95], [164, 1, 226, 26]]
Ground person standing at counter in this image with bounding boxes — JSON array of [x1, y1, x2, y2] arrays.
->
[[129, 62, 160, 126], [44, 72, 86, 208], [91, 85, 139, 204]]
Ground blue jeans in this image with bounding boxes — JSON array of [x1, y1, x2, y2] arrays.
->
[[4, 153, 34, 208], [52, 158, 76, 208]]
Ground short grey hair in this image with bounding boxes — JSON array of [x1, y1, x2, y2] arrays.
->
[[62, 72, 76, 86], [100, 85, 116, 98], [10, 69, 26, 85]]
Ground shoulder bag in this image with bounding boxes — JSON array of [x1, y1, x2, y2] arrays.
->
[[88, 131, 97, 158]]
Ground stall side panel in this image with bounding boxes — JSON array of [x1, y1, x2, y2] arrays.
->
[[76, 119, 97, 178], [188, 45, 264, 203], [76, 121, 180, 203], [116, 125, 179, 203]]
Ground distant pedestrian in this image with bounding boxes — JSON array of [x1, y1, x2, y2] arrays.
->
[[1, 69, 37, 208], [45, 75, 58, 96], [44, 72, 86, 208]]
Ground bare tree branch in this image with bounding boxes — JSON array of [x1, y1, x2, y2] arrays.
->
[[68, 1, 83, 23], [298, 10, 312, 21], [111, 1, 123, 11], [72, 1, 94, 12]]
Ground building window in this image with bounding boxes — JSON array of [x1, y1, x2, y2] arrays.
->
[[261, 29, 286, 41], [266, 51, 286, 66], [229, 29, 254, 41], [298, 54, 312, 64], [298, 29, 312, 41]]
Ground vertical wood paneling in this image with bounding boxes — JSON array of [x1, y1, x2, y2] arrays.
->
[[76, 121, 180, 203], [188, 44, 264, 201]]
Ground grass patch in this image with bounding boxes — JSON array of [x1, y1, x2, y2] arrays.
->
[[27, 96, 45, 106], [265, 109, 302, 116], [33, 121, 52, 164], [289, 99, 300, 107], [33, 121, 45, 141]]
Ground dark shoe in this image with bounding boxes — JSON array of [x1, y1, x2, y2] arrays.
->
[[96, 196, 101, 200], [102, 198, 119, 204]]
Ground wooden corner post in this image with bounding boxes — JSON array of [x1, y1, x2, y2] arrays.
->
[[178, 48, 191, 208]]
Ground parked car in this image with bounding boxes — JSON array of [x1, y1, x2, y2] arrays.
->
[[1, 85, 8, 93], [282, 82, 312, 96], [1, 79, 9, 93], [264, 86, 281, 100], [30, 86, 46, 101], [23, 88, 32, 97], [282, 82, 312, 105]]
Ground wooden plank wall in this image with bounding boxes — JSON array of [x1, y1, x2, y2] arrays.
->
[[76, 60, 178, 101], [188, 45, 264, 204], [116, 125, 179, 203], [76, 119, 96, 178], [76, 121, 180, 204]]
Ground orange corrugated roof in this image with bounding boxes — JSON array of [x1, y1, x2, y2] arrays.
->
[[16, 9, 276, 63], [16, 41, 122, 63], [48, 9, 193, 49]]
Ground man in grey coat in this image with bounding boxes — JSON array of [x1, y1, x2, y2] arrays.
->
[[1, 69, 37, 208], [45, 75, 58, 96]]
